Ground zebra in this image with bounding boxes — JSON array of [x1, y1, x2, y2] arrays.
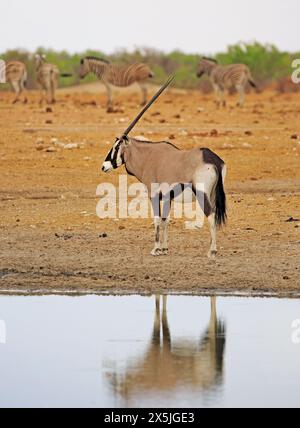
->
[[79, 56, 154, 112], [35, 54, 72, 104], [197, 57, 258, 107], [102, 77, 227, 258], [0, 60, 28, 104]]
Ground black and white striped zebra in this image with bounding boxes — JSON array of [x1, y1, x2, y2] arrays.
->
[[35, 54, 72, 104], [197, 57, 257, 107], [0, 60, 28, 104], [79, 56, 154, 112]]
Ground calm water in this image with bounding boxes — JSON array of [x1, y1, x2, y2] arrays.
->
[[0, 294, 299, 408]]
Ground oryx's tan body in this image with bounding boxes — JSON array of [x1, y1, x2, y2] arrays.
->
[[124, 139, 219, 190]]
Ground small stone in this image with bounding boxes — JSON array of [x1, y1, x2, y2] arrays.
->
[[291, 134, 298, 140], [63, 143, 78, 150]]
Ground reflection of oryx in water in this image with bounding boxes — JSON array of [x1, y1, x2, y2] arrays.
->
[[106, 296, 226, 403]]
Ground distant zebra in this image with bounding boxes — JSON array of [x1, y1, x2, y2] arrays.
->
[[35, 54, 72, 104], [79, 56, 154, 112], [0, 61, 28, 104], [197, 57, 257, 107]]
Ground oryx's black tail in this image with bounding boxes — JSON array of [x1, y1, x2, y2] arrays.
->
[[201, 148, 227, 227], [215, 169, 227, 227]]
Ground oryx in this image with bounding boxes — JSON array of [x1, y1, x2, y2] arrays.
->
[[102, 77, 227, 257]]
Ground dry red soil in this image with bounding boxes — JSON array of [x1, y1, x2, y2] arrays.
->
[[0, 85, 299, 295]]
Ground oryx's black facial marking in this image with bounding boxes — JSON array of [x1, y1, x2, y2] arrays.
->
[[102, 138, 125, 173]]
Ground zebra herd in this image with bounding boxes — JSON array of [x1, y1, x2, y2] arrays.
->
[[1, 54, 257, 109]]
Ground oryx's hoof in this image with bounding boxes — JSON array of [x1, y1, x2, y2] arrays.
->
[[208, 250, 217, 259], [151, 248, 162, 257], [162, 248, 169, 256]]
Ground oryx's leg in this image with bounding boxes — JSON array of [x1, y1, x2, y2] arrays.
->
[[152, 217, 162, 256], [161, 217, 170, 255], [150, 193, 162, 256], [161, 184, 183, 255], [193, 165, 219, 258], [207, 213, 217, 258], [161, 194, 173, 255], [161, 201, 171, 255], [11, 81, 21, 104], [103, 82, 113, 112], [138, 83, 148, 106]]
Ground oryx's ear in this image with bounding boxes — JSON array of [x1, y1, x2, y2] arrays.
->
[[122, 135, 130, 147]]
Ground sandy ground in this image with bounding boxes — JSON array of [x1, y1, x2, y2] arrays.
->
[[0, 84, 299, 295]]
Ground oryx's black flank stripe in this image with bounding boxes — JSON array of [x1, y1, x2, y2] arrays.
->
[[201, 148, 226, 226], [201, 148, 224, 175]]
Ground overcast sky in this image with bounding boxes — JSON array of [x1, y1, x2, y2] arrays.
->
[[0, 0, 299, 54]]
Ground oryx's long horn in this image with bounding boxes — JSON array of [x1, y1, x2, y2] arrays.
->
[[123, 75, 175, 137]]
